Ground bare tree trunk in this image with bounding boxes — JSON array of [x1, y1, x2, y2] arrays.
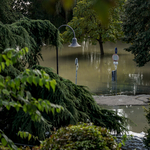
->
[[98, 35, 104, 55]]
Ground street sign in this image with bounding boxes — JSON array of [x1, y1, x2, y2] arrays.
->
[[115, 47, 117, 54], [112, 54, 119, 61]]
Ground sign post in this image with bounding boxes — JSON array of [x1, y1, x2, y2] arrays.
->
[[112, 47, 119, 95], [75, 58, 79, 84]]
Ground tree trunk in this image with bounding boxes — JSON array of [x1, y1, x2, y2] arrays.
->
[[98, 35, 104, 55]]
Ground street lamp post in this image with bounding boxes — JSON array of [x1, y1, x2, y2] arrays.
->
[[56, 24, 81, 74]]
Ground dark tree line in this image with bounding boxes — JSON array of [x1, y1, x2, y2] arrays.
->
[[0, 0, 73, 27]]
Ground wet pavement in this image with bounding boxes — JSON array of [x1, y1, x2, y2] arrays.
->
[[93, 95, 150, 106]]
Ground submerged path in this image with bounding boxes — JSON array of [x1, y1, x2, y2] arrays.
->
[[93, 94, 150, 106], [94, 94, 150, 150]]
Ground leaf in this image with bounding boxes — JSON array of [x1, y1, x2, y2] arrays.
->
[[37, 103, 42, 111], [45, 105, 49, 113], [28, 134, 32, 141], [6, 51, 12, 58], [51, 107, 55, 115], [36, 70, 41, 76], [50, 79, 56, 92], [1, 138, 7, 146], [33, 77, 38, 86], [6, 104, 11, 110], [6, 60, 10, 67], [25, 69, 30, 75], [2, 54, 8, 61], [23, 105, 27, 113], [2, 89, 10, 95], [0, 82, 5, 88], [1, 62, 5, 70], [21, 76, 27, 83], [22, 49, 26, 55], [27, 76, 33, 85], [24, 47, 29, 53], [18, 131, 24, 139], [118, 142, 122, 148], [39, 79, 43, 87], [15, 105, 20, 112], [45, 81, 50, 90], [56, 108, 61, 113], [24, 132, 27, 138]]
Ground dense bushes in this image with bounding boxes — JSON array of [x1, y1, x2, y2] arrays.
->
[[0, 48, 128, 150], [0, 64, 128, 146], [0, 48, 63, 148], [30, 65, 128, 134], [40, 123, 120, 150], [144, 106, 150, 147]]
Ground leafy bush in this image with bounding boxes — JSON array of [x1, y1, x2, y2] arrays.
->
[[144, 106, 150, 148], [40, 123, 120, 150], [0, 48, 63, 149]]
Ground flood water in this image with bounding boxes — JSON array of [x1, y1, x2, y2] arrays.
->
[[39, 41, 150, 133], [101, 105, 149, 133], [40, 41, 150, 95]]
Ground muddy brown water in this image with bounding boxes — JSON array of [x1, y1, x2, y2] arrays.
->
[[40, 41, 150, 95], [39, 41, 150, 133]]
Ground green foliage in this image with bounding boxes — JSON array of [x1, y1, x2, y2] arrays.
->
[[62, 0, 125, 54], [0, 18, 61, 67], [0, 48, 63, 149], [0, 130, 18, 150], [143, 106, 150, 148], [18, 131, 38, 142], [29, 65, 128, 134], [122, 0, 150, 66], [1, 62, 128, 146], [0, 0, 19, 24], [40, 123, 120, 150]]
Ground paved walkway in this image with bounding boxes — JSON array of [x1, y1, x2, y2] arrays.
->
[[93, 94, 150, 106]]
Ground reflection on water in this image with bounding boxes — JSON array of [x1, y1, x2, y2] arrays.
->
[[40, 41, 150, 95], [101, 105, 149, 133]]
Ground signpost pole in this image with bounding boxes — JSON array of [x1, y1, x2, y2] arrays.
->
[[112, 47, 119, 95], [75, 58, 78, 84]]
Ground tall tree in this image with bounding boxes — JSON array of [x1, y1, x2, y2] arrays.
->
[[62, 0, 125, 55], [122, 0, 150, 67]]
